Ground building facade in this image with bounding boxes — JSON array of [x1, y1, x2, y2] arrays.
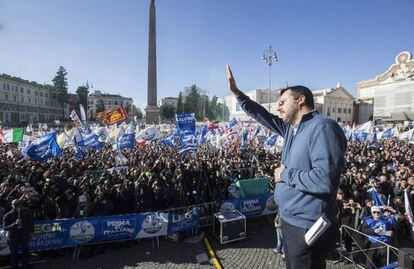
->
[[158, 97, 178, 108], [87, 90, 133, 119], [357, 51, 414, 122], [0, 74, 63, 126], [218, 89, 280, 122], [313, 84, 355, 123], [354, 99, 374, 124]]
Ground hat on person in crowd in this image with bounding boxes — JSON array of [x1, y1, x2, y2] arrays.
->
[[337, 189, 344, 195], [371, 206, 381, 213]]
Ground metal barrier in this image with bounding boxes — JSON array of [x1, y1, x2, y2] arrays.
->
[[71, 203, 218, 261], [162, 201, 217, 230], [340, 224, 400, 269]]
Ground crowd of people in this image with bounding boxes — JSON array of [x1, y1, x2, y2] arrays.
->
[[0, 135, 277, 221], [334, 137, 414, 267]]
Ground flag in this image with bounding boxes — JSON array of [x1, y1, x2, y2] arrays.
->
[[73, 128, 85, 148], [56, 130, 75, 149], [0, 128, 24, 143], [108, 125, 122, 141], [135, 125, 162, 142], [355, 132, 368, 142], [179, 131, 198, 154], [95, 127, 108, 142], [79, 104, 87, 123], [176, 113, 195, 132], [229, 117, 238, 129], [26, 124, 33, 133], [405, 189, 414, 231], [381, 128, 393, 139], [70, 110, 82, 126], [370, 189, 385, 207], [369, 129, 377, 148], [75, 145, 85, 159], [20, 135, 35, 149], [208, 120, 219, 130], [83, 133, 103, 150], [102, 106, 128, 125], [162, 133, 176, 148], [264, 133, 278, 148], [199, 125, 208, 144], [399, 128, 414, 141], [117, 133, 135, 150], [23, 132, 62, 162], [241, 130, 248, 147], [356, 121, 373, 133]]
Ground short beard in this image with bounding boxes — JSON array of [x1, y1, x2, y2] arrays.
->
[[284, 107, 300, 125]]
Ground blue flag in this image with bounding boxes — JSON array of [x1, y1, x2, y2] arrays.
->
[[83, 133, 103, 150], [370, 130, 378, 148], [23, 132, 62, 162], [229, 117, 238, 129], [264, 133, 278, 147], [355, 132, 368, 142], [179, 131, 197, 154], [199, 125, 208, 144], [381, 128, 393, 139], [371, 189, 385, 207], [76, 145, 85, 159], [162, 133, 176, 148], [117, 133, 135, 150], [176, 113, 195, 132]]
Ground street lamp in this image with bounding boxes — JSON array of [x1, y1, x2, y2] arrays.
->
[[263, 45, 278, 111]]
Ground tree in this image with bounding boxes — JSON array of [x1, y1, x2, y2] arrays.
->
[[76, 85, 89, 112], [96, 99, 105, 113], [201, 92, 210, 120], [131, 105, 143, 119], [52, 66, 68, 118], [184, 84, 201, 120], [217, 103, 230, 121], [159, 104, 176, 121], [125, 103, 132, 116], [176, 92, 184, 114], [209, 95, 219, 120]]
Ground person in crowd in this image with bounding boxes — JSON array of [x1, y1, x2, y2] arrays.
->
[[2, 199, 34, 269], [340, 197, 362, 255], [273, 210, 283, 255], [361, 206, 393, 269]]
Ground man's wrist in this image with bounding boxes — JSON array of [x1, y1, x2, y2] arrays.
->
[[233, 88, 241, 97], [280, 167, 290, 183]]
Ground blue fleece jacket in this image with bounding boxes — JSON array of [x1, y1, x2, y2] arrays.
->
[[237, 92, 347, 229]]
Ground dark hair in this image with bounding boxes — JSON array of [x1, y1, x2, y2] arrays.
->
[[280, 85, 315, 109]]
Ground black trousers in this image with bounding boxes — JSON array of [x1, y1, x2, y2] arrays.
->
[[365, 242, 387, 269], [281, 218, 338, 269], [8, 240, 29, 269]]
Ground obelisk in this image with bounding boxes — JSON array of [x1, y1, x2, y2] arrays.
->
[[145, 0, 159, 124]]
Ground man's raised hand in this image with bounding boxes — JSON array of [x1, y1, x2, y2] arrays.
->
[[226, 65, 240, 96]]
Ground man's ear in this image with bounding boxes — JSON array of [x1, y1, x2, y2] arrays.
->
[[297, 95, 306, 107]]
